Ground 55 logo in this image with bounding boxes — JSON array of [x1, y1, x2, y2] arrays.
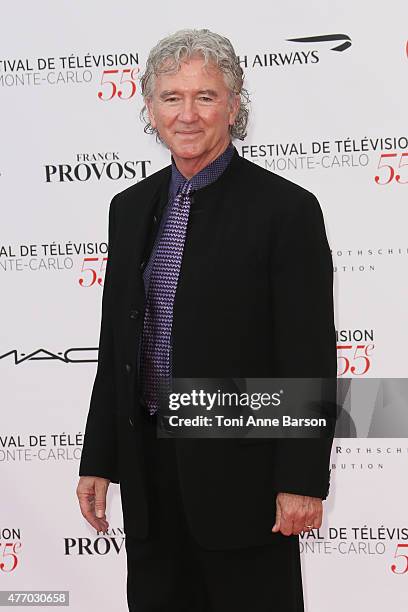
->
[[0, 541, 22, 573]]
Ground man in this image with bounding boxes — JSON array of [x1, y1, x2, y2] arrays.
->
[[77, 29, 337, 612]]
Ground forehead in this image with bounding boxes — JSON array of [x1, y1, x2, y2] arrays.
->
[[153, 56, 227, 91]]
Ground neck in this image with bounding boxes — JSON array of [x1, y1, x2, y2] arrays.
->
[[173, 138, 231, 179]]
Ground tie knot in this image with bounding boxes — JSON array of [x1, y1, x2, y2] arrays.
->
[[180, 181, 193, 196]]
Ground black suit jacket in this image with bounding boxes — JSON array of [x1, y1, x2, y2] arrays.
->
[[79, 149, 337, 549]]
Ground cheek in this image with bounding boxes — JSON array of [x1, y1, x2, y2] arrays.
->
[[159, 110, 179, 129], [150, 104, 172, 127], [200, 108, 227, 129]]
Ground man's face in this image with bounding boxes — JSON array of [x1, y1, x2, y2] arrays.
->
[[146, 56, 240, 167]]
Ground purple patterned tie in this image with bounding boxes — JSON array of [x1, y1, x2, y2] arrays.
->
[[140, 180, 193, 415]]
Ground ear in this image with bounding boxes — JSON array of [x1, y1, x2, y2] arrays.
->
[[146, 97, 157, 129], [228, 93, 240, 127]]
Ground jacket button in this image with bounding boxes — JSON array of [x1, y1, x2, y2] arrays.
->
[[129, 417, 134, 427], [139, 260, 146, 271], [125, 363, 132, 373], [129, 309, 140, 319], [153, 215, 158, 224]]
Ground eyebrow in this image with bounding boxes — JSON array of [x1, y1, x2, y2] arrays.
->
[[159, 89, 219, 99]]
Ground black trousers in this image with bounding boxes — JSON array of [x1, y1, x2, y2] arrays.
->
[[125, 412, 304, 612]]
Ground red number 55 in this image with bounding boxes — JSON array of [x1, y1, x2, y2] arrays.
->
[[375, 152, 408, 185], [98, 67, 140, 101]]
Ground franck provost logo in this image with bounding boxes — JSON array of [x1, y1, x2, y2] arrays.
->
[[44, 152, 151, 183], [64, 528, 124, 555]]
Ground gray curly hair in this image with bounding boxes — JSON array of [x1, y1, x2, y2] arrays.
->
[[140, 28, 249, 140]]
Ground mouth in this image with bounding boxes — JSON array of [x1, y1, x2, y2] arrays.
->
[[176, 131, 202, 136]]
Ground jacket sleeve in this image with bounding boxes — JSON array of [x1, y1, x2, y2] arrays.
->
[[269, 191, 337, 499], [79, 195, 119, 483]]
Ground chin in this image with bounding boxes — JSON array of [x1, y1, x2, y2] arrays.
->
[[173, 144, 205, 159]]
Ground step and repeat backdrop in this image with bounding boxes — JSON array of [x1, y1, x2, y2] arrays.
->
[[1, 1, 407, 610]]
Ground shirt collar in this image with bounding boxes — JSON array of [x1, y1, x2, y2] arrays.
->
[[170, 142, 235, 200]]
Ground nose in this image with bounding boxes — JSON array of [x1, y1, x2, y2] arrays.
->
[[178, 98, 198, 123]]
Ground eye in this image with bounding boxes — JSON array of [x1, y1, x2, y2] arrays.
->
[[164, 96, 179, 103], [198, 96, 212, 102]]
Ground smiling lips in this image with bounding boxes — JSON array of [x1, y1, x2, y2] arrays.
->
[[176, 131, 201, 136]]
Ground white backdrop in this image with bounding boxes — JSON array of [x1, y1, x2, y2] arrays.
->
[[1, 1, 408, 610]]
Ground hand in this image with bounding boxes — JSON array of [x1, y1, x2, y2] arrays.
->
[[76, 476, 110, 533], [272, 492, 323, 536]]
